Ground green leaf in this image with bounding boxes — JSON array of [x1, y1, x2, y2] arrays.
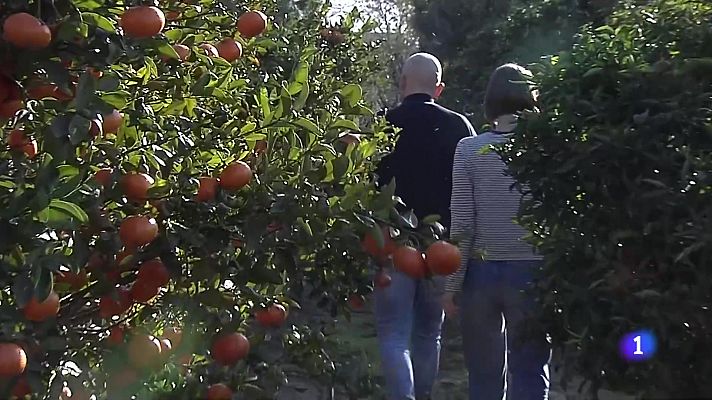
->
[[48, 200, 89, 223], [330, 118, 359, 131], [293, 117, 320, 134], [81, 12, 116, 32], [101, 91, 131, 109], [297, 217, 313, 237], [339, 84, 363, 107]]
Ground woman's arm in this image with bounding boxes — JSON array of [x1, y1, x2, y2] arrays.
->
[[445, 139, 476, 292]]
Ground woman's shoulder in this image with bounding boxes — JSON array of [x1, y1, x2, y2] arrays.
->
[[457, 131, 497, 150]]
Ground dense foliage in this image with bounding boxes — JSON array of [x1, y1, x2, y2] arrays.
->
[[501, 0, 712, 396], [409, 0, 619, 124], [0, 0, 450, 398]]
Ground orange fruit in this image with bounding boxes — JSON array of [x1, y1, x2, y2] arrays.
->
[[196, 177, 219, 202], [137, 259, 170, 287], [206, 383, 233, 400], [215, 38, 242, 62], [211, 332, 250, 366], [22, 140, 37, 158], [163, 327, 183, 347], [10, 377, 31, 399], [120, 172, 153, 203], [107, 325, 126, 345], [199, 43, 219, 57], [0, 100, 23, 119], [106, 368, 138, 391], [55, 269, 88, 291], [0, 343, 27, 377], [338, 133, 361, 145], [165, 10, 181, 21], [219, 161, 252, 191], [120, 6, 165, 38], [2, 13, 52, 49], [23, 291, 60, 321], [347, 294, 365, 310], [7, 129, 28, 150], [255, 304, 287, 328], [361, 226, 396, 260], [158, 338, 172, 357], [119, 216, 159, 249], [130, 280, 160, 303], [102, 109, 123, 134], [99, 288, 131, 318], [173, 44, 191, 61], [425, 240, 461, 275], [94, 168, 113, 187], [127, 335, 162, 369], [393, 245, 428, 279], [237, 11, 267, 38]]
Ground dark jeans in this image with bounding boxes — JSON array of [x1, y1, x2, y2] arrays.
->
[[460, 259, 551, 400]]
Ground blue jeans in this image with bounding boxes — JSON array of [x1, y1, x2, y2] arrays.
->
[[460, 260, 551, 400], [374, 270, 445, 400]]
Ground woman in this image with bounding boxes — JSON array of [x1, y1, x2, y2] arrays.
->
[[442, 63, 551, 399]]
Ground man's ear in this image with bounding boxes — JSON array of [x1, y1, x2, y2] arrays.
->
[[434, 82, 445, 99]]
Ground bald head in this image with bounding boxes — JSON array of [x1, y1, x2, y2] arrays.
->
[[400, 52, 445, 99]]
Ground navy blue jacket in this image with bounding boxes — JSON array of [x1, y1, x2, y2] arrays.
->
[[376, 94, 476, 230]]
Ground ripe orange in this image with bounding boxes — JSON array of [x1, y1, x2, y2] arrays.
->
[[338, 133, 361, 145], [173, 44, 191, 61], [7, 129, 28, 150], [119, 216, 159, 249], [199, 43, 219, 57], [211, 332, 250, 366], [393, 245, 428, 279], [87, 67, 103, 79], [165, 10, 181, 21], [137, 259, 170, 287], [219, 161, 252, 191], [127, 334, 162, 369], [130, 280, 160, 303], [23, 291, 60, 321], [22, 140, 37, 158], [237, 11, 267, 38], [120, 172, 153, 203], [374, 270, 392, 288], [215, 38, 242, 62], [10, 377, 31, 399], [2, 13, 52, 49], [206, 383, 233, 400], [163, 327, 183, 347], [102, 109, 123, 134], [107, 325, 126, 345], [425, 240, 461, 275], [196, 177, 219, 202], [55, 269, 88, 291], [0, 343, 27, 377], [255, 304, 287, 328], [99, 288, 131, 318], [94, 168, 113, 187], [361, 226, 396, 260], [0, 99, 23, 119], [347, 294, 365, 310], [120, 6, 166, 38]]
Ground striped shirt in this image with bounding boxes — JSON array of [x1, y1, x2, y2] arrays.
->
[[445, 131, 542, 292]]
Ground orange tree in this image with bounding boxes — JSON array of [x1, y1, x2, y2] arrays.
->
[[0, 0, 457, 398]]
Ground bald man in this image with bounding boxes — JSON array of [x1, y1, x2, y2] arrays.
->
[[374, 53, 476, 400]]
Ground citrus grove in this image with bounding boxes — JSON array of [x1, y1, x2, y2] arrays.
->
[[0, 0, 460, 398]]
